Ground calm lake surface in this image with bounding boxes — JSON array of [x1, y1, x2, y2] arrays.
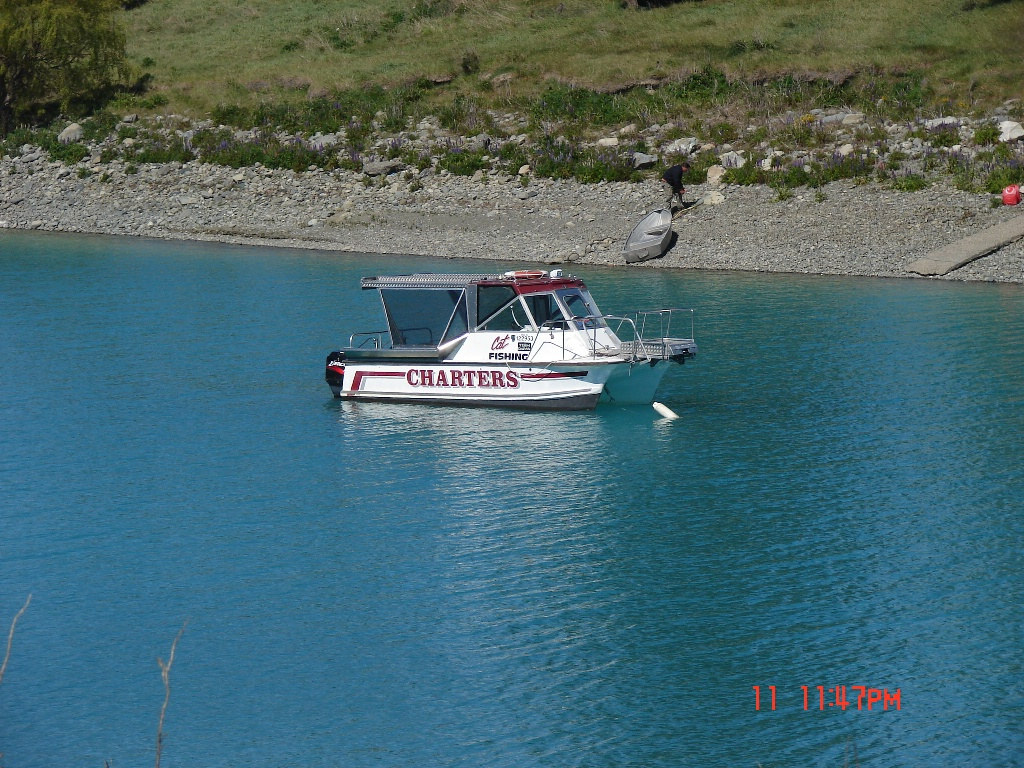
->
[[1, 230, 1023, 768]]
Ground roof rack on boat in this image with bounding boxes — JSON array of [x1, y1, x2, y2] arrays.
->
[[360, 274, 503, 290]]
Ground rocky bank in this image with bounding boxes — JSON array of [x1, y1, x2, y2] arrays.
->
[[1, 110, 1023, 283]]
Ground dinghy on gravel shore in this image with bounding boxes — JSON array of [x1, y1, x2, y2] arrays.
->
[[623, 208, 673, 263]]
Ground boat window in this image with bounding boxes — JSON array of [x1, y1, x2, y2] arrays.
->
[[380, 288, 463, 347], [557, 289, 607, 328], [441, 292, 468, 343], [523, 292, 566, 328], [481, 297, 532, 331], [476, 285, 517, 327]]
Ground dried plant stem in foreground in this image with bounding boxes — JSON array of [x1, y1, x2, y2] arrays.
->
[[155, 620, 188, 768], [0, 594, 32, 689]]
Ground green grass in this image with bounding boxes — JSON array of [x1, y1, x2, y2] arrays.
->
[[122, 0, 1024, 119], [892, 173, 930, 192], [0, 127, 90, 164]]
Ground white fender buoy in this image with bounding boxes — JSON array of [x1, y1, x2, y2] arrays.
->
[[652, 401, 679, 420]]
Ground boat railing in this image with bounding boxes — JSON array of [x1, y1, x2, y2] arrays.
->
[[534, 312, 693, 363], [533, 317, 624, 362], [348, 331, 389, 349], [600, 315, 651, 363], [609, 308, 696, 361]]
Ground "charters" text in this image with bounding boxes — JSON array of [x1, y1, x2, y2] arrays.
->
[[405, 369, 520, 388]]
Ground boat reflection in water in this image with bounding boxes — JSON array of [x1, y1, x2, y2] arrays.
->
[[326, 269, 697, 410]]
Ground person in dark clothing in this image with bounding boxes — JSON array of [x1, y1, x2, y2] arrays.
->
[[661, 163, 690, 209]]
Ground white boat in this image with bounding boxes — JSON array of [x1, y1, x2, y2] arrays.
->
[[325, 270, 696, 411], [623, 208, 673, 263]]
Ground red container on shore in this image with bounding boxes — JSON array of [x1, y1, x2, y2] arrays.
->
[[1003, 185, 1022, 205]]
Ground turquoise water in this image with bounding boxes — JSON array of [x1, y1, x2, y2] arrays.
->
[[1, 230, 1023, 767]]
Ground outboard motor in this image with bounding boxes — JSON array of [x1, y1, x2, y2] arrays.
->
[[325, 351, 346, 396]]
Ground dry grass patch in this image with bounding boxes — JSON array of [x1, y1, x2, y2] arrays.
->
[[115, 0, 1024, 117]]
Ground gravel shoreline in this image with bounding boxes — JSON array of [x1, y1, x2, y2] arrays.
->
[[2, 157, 1022, 283]]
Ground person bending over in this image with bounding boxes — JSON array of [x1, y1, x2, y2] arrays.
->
[[661, 162, 689, 210]]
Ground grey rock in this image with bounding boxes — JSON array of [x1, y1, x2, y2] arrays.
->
[[632, 152, 659, 170], [706, 165, 726, 185], [467, 133, 492, 151], [665, 137, 699, 155], [309, 133, 340, 150], [517, 189, 538, 200], [719, 151, 746, 169], [999, 121, 1024, 142], [924, 117, 959, 129], [362, 159, 403, 176], [58, 123, 84, 144]]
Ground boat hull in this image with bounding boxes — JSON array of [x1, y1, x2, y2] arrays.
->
[[599, 360, 673, 404], [623, 208, 673, 264], [327, 359, 610, 411]]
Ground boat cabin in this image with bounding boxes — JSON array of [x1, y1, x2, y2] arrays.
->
[[359, 271, 608, 351]]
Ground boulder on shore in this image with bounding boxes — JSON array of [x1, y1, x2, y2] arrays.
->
[[58, 123, 83, 145], [362, 159, 403, 176], [706, 165, 726, 185], [632, 152, 658, 170], [999, 121, 1024, 142]]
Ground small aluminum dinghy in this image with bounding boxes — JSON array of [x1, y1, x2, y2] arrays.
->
[[623, 208, 673, 263]]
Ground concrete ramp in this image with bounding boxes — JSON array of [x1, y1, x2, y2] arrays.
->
[[907, 214, 1024, 276]]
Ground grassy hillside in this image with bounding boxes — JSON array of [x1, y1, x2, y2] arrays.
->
[[124, 0, 1024, 116]]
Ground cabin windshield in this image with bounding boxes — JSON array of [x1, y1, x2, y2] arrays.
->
[[556, 289, 606, 327], [380, 288, 465, 347]]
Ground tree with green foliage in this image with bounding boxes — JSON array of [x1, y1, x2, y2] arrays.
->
[[0, 0, 128, 135]]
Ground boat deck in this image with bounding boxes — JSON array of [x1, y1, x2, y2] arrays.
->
[[618, 337, 697, 361]]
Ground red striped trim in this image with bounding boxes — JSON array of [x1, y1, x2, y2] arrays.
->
[[519, 371, 589, 381], [351, 370, 406, 391]]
